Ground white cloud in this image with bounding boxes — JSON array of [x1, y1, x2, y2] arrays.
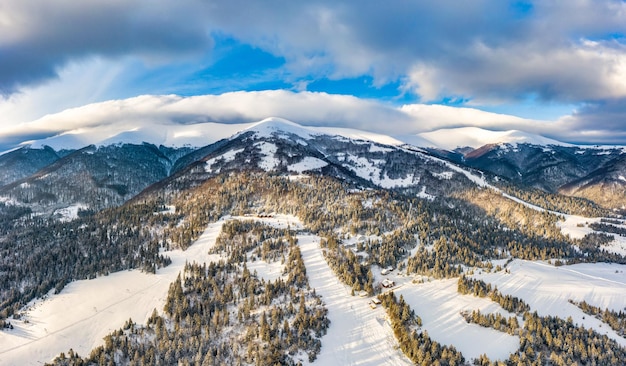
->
[[0, 91, 566, 150]]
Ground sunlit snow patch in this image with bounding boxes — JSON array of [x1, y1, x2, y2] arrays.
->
[[255, 142, 280, 171], [287, 157, 327, 173], [54, 204, 88, 222], [205, 148, 245, 172]]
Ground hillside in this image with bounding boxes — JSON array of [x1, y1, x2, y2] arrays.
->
[[0, 120, 625, 365]]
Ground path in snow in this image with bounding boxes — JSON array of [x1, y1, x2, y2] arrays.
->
[[297, 234, 412, 366], [0, 220, 224, 366]]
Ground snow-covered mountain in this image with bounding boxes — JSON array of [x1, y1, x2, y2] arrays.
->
[[416, 126, 569, 150], [3, 117, 626, 214], [2, 117, 626, 366], [0, 143, 194, 216], [147, 117, 486, 202], [0, 118, 483, 217]]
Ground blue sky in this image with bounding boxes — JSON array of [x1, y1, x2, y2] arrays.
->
[[1, 0, 626, 147]]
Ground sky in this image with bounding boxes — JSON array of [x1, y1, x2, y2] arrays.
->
[[1, 0, 626, 149]]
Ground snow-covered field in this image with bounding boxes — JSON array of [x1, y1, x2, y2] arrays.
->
[[298, 234, 413, 366], [287, 157, 328, 173], [2, 213, 625, 365], [474, 259, 626, 347], [0, 219, 225, 365], [559, 214, 626, 256], [394, 279, 520, 362]]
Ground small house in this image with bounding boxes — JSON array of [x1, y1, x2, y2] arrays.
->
[[382, 279, 395, 288]]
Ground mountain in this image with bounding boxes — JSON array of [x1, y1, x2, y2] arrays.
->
[[0, 146, 66, 187], [0, 118, 487, 219], [149, 117, 486, 201], [0, 143, 193, 217], [560, 155, 626, 209], [415, 126, 568, 150], [1, 117, 626, 366], [4, 119, 626, 214], [451, 143, 626, 210], [25, 121, 255, 151]]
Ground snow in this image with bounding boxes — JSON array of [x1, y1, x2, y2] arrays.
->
[[312, 127, 406, 147], [287, 157, 328, 173], [393, 134, 434, 149], [255, 141, 280, 171], [558, 215, 626, 256], [395, 279, 520, 362], [242, 117, 316, 140], [3, 212, 625, 365], [0, 210, 414, 365], [0, 220, 225, 365], [53, 204, 87, 222], [416, 127, 569, 150], [344, 153, 417, 188], [416, 186, 435, 200], [474, 260, 626, 347], [433, 171, 454, 180], [368, 144, 393, 153], [30, 122, 255, 151], [420, 153, 490, 187], [298, 235, 413, 366], [246, 258, 285, 283], [205, 148, 244, 172], [501, 192, 547, 212], [558, 215, 599, 239]]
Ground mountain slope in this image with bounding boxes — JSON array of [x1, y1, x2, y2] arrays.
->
[[149, 118, 484, 201], [1, 119, 625, 365], [456, 143, 626, 210], [0, 143, 186, 215], [0, 146, 65, 187]]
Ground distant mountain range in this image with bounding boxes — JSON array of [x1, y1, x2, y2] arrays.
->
[[1, 118, 625, 216]]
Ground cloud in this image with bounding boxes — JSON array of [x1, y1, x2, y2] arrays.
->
[[550, 98, 626, 145], [0, 0, 212, 94], [5, 89, 626, 152], [407, 39, 626, 103], [196, 0, 626, 103], [0, 91, 556, 151], [1, 0, 626, 146], [3, 0, 625, 105]]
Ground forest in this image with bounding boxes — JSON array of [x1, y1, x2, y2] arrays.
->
[[0, 170, 624, 365]]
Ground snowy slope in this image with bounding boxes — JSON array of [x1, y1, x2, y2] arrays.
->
[[0, 218, 225, 365], [474, 260, 626, 348], [2, 213, 625, 365], [417, 127, 569, 150]]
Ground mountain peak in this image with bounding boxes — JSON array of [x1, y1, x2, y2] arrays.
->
[[417, 127, 569, 150], [241, 117, 315, 140]]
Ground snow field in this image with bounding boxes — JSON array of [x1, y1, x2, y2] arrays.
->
[[559, 215, 626, 256], [205, 148, 245, 172], [0, 219, 225, 365], [287, 157, 328, 173], [297, 234, 413, 366], [473, 259, 626, 347], [394, 278, 520, 362], [2, 212, 625, 365]]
